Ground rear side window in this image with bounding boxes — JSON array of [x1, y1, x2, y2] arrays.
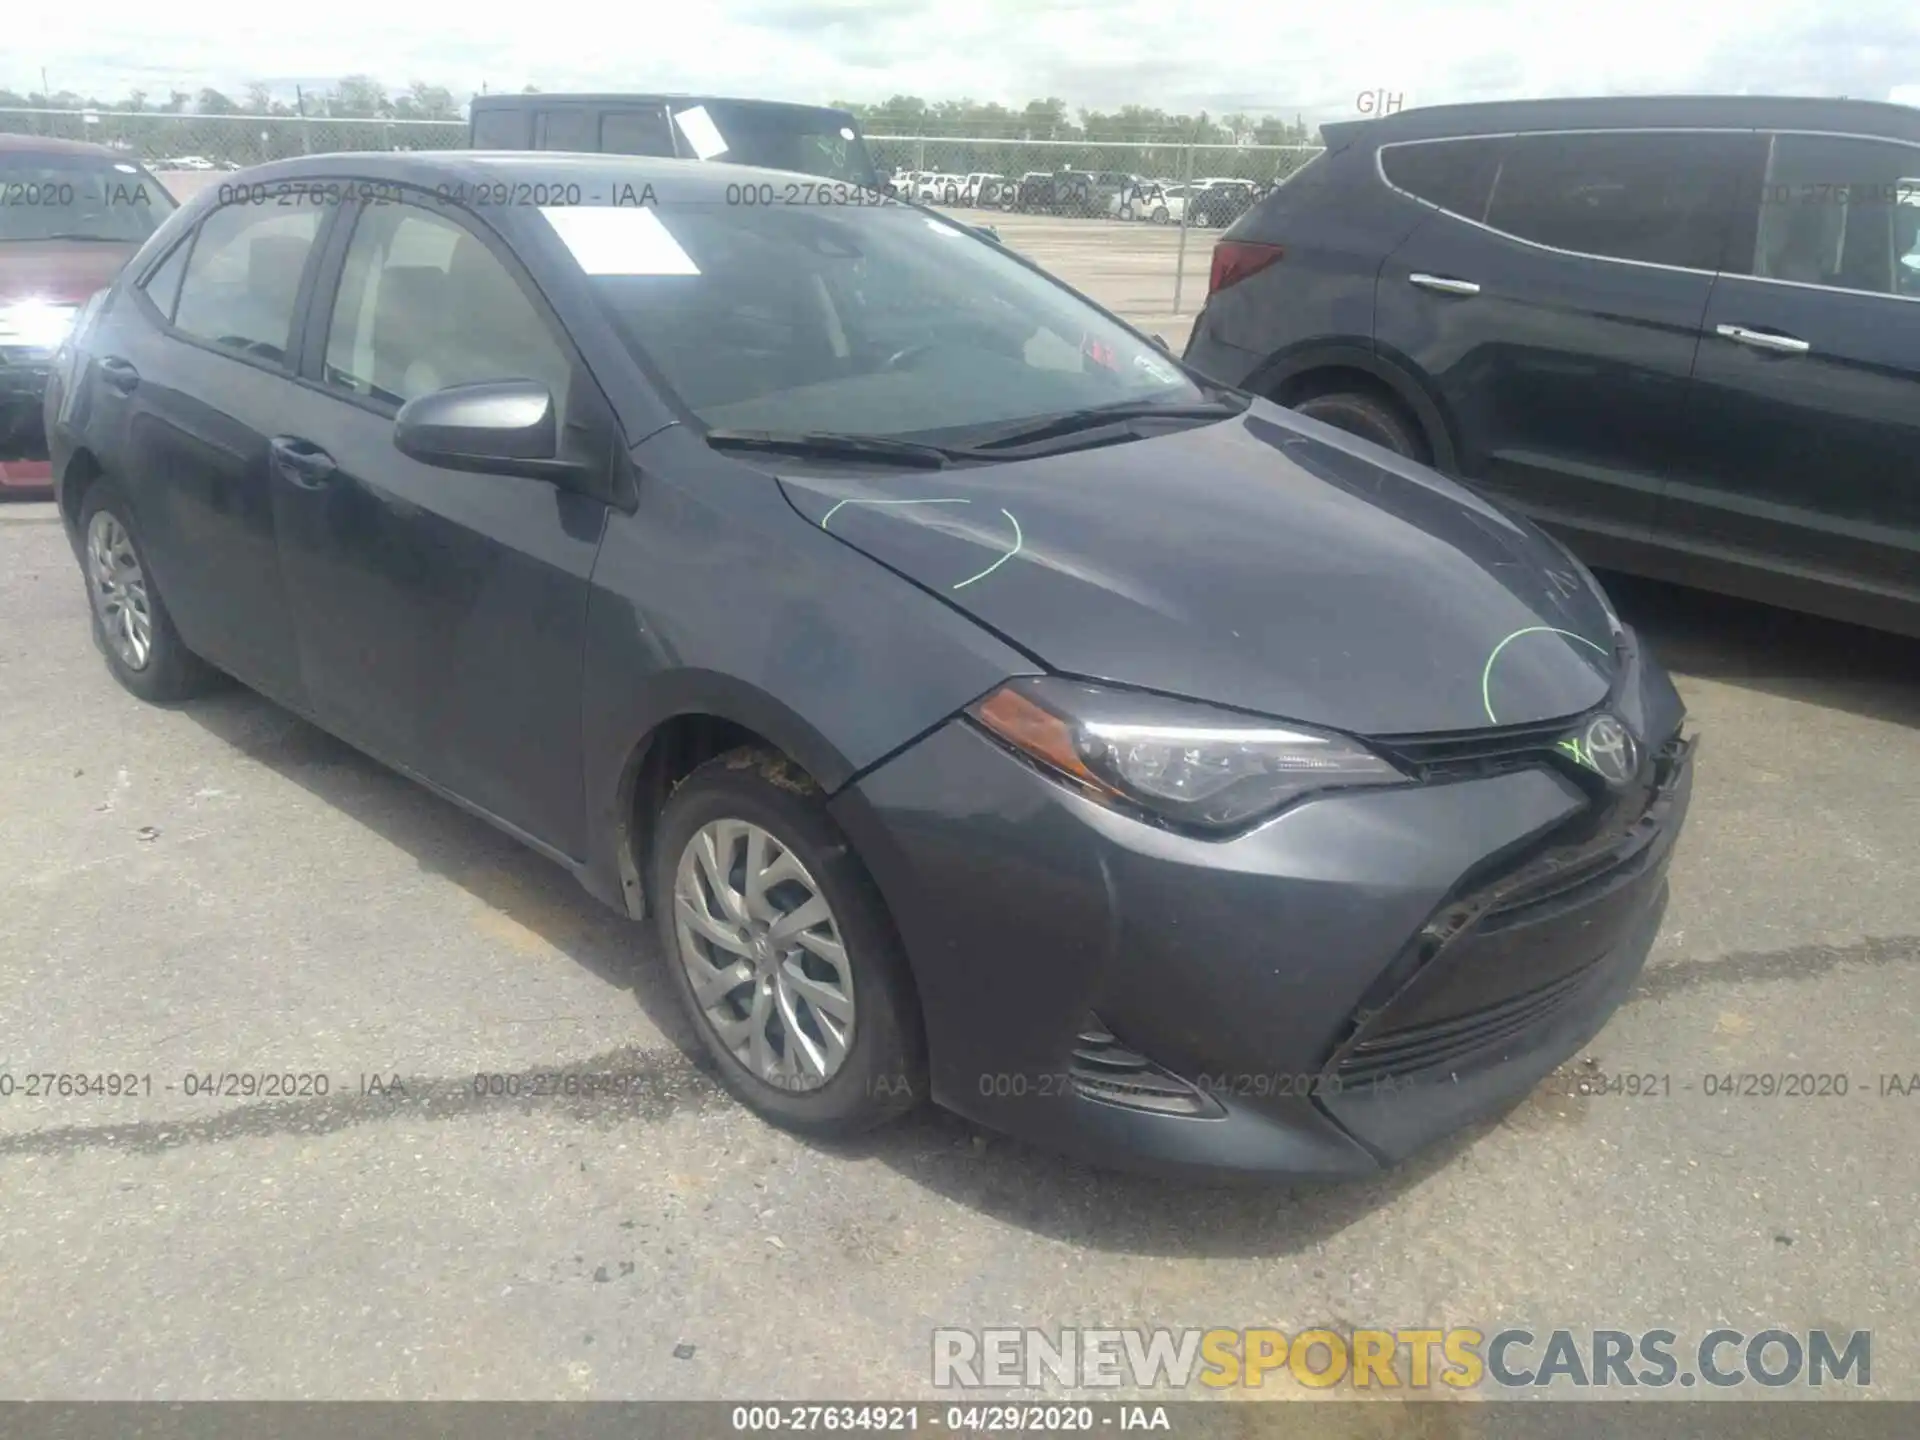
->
[[171, 204, 322, 364], [1380, 138, 1504, 221], [536, 110, 598, 152], [1484, 131, 1742, 271], [472, 109, 530, 149], [601, 108, 677, 157]]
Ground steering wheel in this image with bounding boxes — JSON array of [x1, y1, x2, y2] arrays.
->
[[881, 343, 939, 372]]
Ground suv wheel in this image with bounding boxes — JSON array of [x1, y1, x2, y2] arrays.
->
[[78, 481, 221, 703], [652, 747, 926, 1136], [1291, 391, 1426, 460]]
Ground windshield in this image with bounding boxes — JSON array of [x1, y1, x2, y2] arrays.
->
[[562, 199, 1202, 441], [0, 155, 175, 244], [687, 103, 879, 188]]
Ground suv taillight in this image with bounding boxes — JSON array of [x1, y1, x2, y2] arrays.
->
[[1208, 240, 1284, 296]]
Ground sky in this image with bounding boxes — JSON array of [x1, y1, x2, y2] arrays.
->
[[12, 0, 1920, 122]]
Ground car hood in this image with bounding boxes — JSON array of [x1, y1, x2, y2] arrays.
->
[[0, 241, 139, 304], [776, 402, 1619, 736]]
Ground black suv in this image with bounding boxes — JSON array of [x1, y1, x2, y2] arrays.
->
[[1185, 96, 1920, 639]]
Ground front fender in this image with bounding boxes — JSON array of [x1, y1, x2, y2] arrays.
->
[[1247, 339, 1461, 475]]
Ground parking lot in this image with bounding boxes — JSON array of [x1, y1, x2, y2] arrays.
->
[[4, 189, 1919, 1404]]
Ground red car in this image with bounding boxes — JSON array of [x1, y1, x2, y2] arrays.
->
[[2, 135, 175, 495]]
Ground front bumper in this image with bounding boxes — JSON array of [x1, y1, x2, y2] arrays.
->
[[830, 683, 1692, 1180]]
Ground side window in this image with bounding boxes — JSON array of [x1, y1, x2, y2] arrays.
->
[[138, 235, 192, 321], [600, 108, 677, 157], [1380, 138, 1504, 222], [535, 109, 598, 152], [171, 204, 322, 363], [322, 201, 573, 412], [1484, 131, 1742, 270], [1749, 134, 1920, 297], [471, 109, 531, 149]]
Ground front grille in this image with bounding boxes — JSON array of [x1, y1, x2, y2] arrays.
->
[[1370, 714, 1589, 782], [1069, 1017, 1222, 1118]]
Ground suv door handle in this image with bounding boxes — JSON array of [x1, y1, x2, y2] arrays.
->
[[268, 436, 338, 489], [1715, 324, 1811, 355], [98, 356, 139, 394], [1408, 273, 1481, 296]]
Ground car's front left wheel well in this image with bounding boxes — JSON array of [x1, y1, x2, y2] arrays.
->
[[622, 714, 821, 919]]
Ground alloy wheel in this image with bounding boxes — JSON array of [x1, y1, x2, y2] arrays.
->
[[86, 510, 153, 670], [673, 818, 856, 1091]]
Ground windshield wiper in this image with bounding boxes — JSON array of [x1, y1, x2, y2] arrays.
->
[[969, 395, 1247, 452], [24, 233, 133, 243], [704, 429, 962, 470]]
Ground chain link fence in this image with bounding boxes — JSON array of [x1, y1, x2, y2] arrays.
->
[[0, 107, 1323, 328]]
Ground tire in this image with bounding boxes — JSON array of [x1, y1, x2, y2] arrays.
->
[[1152, 205, 1169, 224], [652, 746, 926, 1137], [1290, 390, 1426, 460], [1118, 203, 1135, 222], [77, 479, 221, 703]]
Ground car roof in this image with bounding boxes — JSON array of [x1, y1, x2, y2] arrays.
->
[[194, 150, 868, 200], [469, 92, 857, 119], [0, 132, 127, 158], [1324, 93, 1920, 146]]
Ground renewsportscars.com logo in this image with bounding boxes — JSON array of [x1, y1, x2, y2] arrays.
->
[[931, 1327, 1871, 1392]]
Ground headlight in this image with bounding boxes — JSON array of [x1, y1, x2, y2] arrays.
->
[[0, 299, 80, 350], [969, 677, 1407, 832]]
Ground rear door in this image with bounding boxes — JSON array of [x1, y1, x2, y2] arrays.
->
[[269, 194, 618, 854], [93, 197, 333, 703], [1376, 128, 1761, 558], [1669, 130, 1920, 626]]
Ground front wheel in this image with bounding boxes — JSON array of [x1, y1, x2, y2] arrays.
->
[[652, 748, 926, 1136], [1152, 205, 1169, 224], [1290, 390, 1425, 460], [78, 481, 221, 703]]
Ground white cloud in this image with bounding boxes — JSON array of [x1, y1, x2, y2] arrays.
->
[[13, 0, 1920, 119]]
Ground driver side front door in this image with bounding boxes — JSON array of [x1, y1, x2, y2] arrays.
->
[[268, 194, 618, 856]]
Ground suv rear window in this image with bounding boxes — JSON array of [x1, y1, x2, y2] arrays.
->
[[1380, 139, 1503, 221]]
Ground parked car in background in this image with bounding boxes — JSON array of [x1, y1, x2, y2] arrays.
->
[[160, 155, 217, 172], [1188, 178, 1260, 228], [1, 135, 174, 494], [1185, 93, 1920, 639], [1016, 169, 1096, 215], [469, 92, 885, 191], [45, 148, 1691, 1178], [961, 172, 1009, 206]]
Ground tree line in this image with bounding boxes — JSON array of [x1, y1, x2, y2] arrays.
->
[[0, 79, 1321, 145]]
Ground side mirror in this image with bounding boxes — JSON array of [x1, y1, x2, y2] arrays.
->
[[394, 380, 583, 481]]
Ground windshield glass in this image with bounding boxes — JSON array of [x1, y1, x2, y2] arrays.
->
[[560, 199, 1201, 440], [0, 155, 175, 243], [687, 104, 879, 188]]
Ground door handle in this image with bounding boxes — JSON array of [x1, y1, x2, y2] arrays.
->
[[1408, 273, 1481, 296], [1715, 324, 1810, 355], [268, 436, 338, 489], [98, 356, 139, 394]]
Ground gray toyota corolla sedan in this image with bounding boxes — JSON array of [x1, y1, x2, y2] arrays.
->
[[45, 151, 1694, 1178]]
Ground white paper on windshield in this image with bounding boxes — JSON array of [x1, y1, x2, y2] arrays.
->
[[541, 206, 700, 276], [673, 106, 730, 161]]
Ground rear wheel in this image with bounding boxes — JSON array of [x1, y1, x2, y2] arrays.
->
[[78, 481, 220, 703], [1290, 390, 1426, 460], [1151, 205, 1169, 224], [652, 747, 926, 1136]]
